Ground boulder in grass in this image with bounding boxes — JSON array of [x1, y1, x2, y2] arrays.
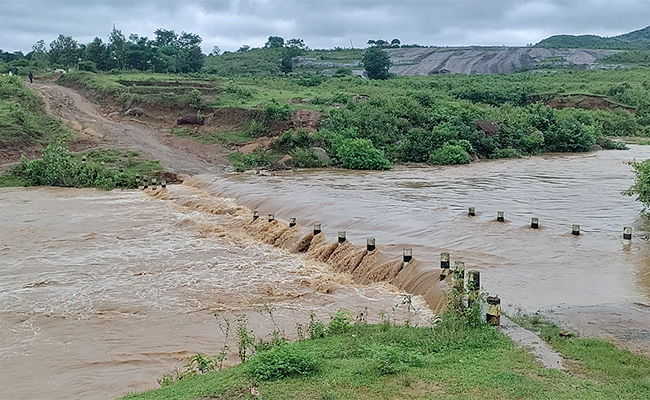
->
[[475, 119, 501, 136], [177, 115, 204, 125]]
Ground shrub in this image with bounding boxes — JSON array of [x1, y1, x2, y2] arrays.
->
[[333, 138, 391, 170], [248, 345, 318, 381], [295, 74, 324, 87], [327, 310, 352, 334], [624, 159, 650, 210], [229, 148, 278, 172], [245, 120, 269, 137], [77, 61, 97, 72], [290, 148, 327, 168], [596, 136, 628, 150], [263, 100, 291, 121], [273, 129, 311, 152], [519, 131, 545, 154], [7, 142, 136, 190], [428, 143, 471, 165], [544, 116, 596, 152], [492, 147, 523, 159], [308, 313, 325, 339]]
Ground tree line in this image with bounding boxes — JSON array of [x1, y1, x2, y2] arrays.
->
[[2, 27, 206, 73]]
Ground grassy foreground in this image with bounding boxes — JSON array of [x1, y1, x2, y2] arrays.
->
[[122, 315, 650, 400]]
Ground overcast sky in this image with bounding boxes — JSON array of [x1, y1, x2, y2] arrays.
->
[[2, 0, 650, 54]]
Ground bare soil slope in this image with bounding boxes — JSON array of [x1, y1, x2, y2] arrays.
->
[[32, 81, 228, 175]]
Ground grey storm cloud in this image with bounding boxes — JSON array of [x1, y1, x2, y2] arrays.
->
[[2, 0, 650, 54]]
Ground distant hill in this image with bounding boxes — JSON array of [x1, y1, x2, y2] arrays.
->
[[535, 25, 650, 49]]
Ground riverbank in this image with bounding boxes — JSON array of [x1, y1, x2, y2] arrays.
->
[[122, 314, 650, 400]]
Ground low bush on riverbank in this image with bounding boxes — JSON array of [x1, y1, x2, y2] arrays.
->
[[0, 143, 163, 189]]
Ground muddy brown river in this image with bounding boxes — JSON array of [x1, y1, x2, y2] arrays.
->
[[2, 147, 650, 399]]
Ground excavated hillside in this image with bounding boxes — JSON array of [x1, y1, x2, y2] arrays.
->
[[387, 47, 620, 75]]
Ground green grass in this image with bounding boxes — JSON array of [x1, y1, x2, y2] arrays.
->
[[170, 126, 254, 146], [0, 75, 72, 146], [121, 317, 650, 400], [75, 148, 163, 176]]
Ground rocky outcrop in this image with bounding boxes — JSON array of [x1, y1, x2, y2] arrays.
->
[[475, 120, 501, 136], [311, 147, 331, 166]]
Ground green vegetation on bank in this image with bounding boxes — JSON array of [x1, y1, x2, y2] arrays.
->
[[0, 75, 164, 190], [0, 75, 70, 146], [0, 144, 163, 189], [122, 308, 650, 400], [58, 67, 642, 170]]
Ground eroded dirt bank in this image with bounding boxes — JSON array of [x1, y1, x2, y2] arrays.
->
[[28, 81, 228, 175]]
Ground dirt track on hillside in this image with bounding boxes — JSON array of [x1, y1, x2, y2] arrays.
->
[[31, 81, 228, 175]]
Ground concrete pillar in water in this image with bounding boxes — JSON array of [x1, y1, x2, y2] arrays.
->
[[289, 218, 296, 227], [150, 178, 157, 190], [161, 180, 167, 189], [623, 227, 632, 244], [313, 223, 321, 235], [531, 217, 539, 229], [268, 214, 275, 222], [468, 207, 476, 217], [467, 270, 480, 307], [403, 248, 412, 263], [367, 237, 376, 251], [486, 296, 501, 326], [253, 211, 259, 221], [440, 252, 450, 280], [572, 224, 580, 236], [338, 231, 346, 243], [135, 174, 141, 189], [497, 211, 504, 222], [143, 177, 148, 189]]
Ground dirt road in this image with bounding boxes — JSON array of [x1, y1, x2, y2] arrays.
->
[[32, 81, 228, 175]]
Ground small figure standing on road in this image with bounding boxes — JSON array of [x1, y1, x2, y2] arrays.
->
[[28, 71, 33, 83]]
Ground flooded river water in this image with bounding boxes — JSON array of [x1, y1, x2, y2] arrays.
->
[[1, 146, 650, 399]]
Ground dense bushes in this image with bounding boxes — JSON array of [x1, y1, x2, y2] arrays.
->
[[428, 143, 470, 165], [333, 138, 391, 170], [1, 143, 163, 190], [6, 143, 136, 189], [625, 159, 650, 210]]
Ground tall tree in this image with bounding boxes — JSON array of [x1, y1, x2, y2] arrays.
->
[[280, 51, 293, 75], [30, 40, 48, 69], [49, 34, 80, 68], [153, 29, 177, 47], [108, 27, 127, 69], [265, 36, 285, 48], [362, 47, 392, 80], [84, 37, 108, 70], [177, 32, 202, 48]]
